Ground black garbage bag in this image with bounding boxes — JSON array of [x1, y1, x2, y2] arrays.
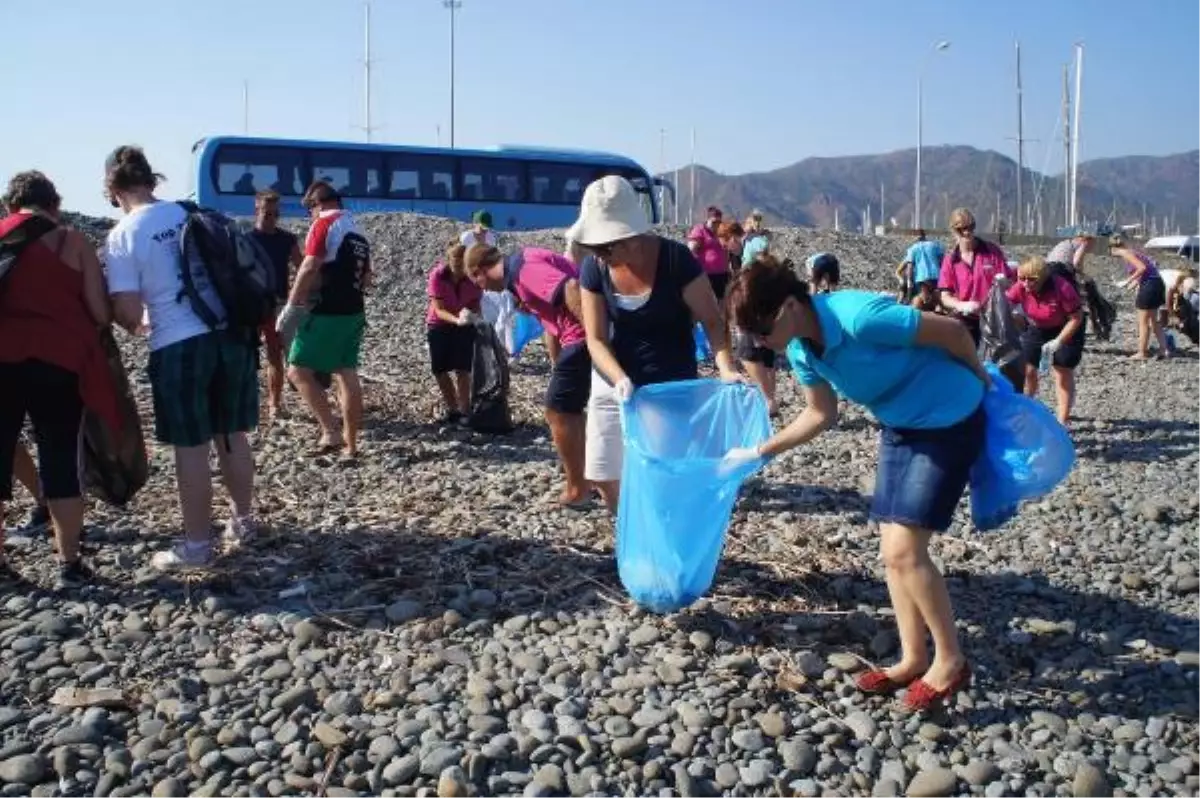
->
[[468, 321, 514, 434], [82, 329, 150, 506], [978, 283, 1026, 391], [1080, 276, 1116, 341]]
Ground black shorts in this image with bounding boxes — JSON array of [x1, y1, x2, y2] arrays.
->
[[735, 332, 776, 368], [545, 342, 591, 414], [1020, 322, 1085, 370], [427, 325, 474, 375], [0, 360, 84, 502], [810, 254, 840, 288], [707, 272, 730, 301], [1135, 275, 1166, 311]]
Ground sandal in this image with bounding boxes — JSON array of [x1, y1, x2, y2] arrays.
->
[[855, 669, 916, 695], [900, 661, 972, 713]]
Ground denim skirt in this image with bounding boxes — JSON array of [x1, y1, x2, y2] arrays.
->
[[869, 403, 986, 532]]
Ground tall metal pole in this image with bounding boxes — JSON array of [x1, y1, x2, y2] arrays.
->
[[1062, 64, 1071, 231], [242, 80, 249, 134], [915, 76, 923, 229], [659, 128, 666, 224], [1015, 41, 1025, 235], [880, 182, 885, 230], [1070, 43, 1084, 227], [363, 2, 373, 142], [915, 41, 950, 230], [691, 126, 700, 226], [444, 0, 462, 148]]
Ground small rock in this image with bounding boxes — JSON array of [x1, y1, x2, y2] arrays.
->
[[781, 740, 817, 776], [292, 619, 323, 646], [437, 766, 469, 797], [906, 767, 957, 797], [0, 754, 45, 785], [1072, 763, 1111, 797], [152, 778, 183, 798], [715, 762, 740, 789], [844, 711, 877, 742], [731, 728, 766, 753], [756, 712, 788, 738], [611, 736, 646, 759], [827, 652, 861, 672], [961, 760, 1000, 786], [382, 754, 420, 787], [385, 599, 424, 624], [199, 668, 238, 687], [313, 721, 349, 748], [740, 760, 773, 788]]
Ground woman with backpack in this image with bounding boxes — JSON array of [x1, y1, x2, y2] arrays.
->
[[103, 146, 260, 571], [570, 176, 741, 512], [426, 241, 482, 425], [1005, 257, 1085, 426], [1110, 233, 1171, 360], [0, 171, 116, 589]]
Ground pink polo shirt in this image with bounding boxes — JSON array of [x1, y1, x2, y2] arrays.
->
[[1006, 275, 1082, 329], [426, 262, 483, 327], [508, 248, 586, 347], [687, 223, 728, 276], [938, 240, 1015, 307]]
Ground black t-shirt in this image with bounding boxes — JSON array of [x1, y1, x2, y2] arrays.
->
[[249, 228, 297, 301], [580, 237, 703, 387]]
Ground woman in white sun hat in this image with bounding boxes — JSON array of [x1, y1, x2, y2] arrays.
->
[[570, 175, 742, 512]]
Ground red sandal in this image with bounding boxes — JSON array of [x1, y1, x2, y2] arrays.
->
[[855, 669, 916, 695], [900, 661, 972, 713]]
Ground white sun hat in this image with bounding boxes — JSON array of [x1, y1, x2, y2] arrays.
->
[[565, 175, 651, 246]]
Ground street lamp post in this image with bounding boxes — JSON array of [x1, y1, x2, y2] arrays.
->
[[443, 0, 462, 148], [915, 40, 950, 229]]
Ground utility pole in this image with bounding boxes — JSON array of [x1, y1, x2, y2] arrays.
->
[[361, 2, 376, 141], [1069, 43, 1084, 227], [1014, 42, 1025, 234], [659, 128, 667, 224], [242, 80, 249, 134], [444, 0, 462, 148], [1062, 63, 1071, 231], [689, 127, 696, 226], [879, 183, 885, 230]]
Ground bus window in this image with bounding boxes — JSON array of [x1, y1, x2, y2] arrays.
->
[[387, 153, 458, 200], [460, 159, 527, 203], [310, 150, 385, 198], [214, 145, 306, 195], [528, 163, 593, 205]]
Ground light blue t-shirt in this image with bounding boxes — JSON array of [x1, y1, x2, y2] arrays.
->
[[741, 233, 769, 266], [905, 240, 945, 284], [786, 291, 984, 429]]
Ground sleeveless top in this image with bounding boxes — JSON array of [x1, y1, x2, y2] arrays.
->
[[0, 214, 121, 433]]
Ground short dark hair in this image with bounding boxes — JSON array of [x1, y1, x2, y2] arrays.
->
[[727, 254, 810, 336], [3, 171, 61, 213], [916, 228, 927, 241], [255, 188, 281, 205], [302, 180, 341, 209], [104, 145, 165, 194]]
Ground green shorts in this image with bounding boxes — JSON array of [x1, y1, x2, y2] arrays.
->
[[148, 331, 259, 447], [288, 313, 367, 373]]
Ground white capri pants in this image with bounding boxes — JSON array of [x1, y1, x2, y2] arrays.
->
[[584, 370, 623, 482]]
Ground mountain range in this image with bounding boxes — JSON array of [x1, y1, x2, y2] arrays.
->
[[660, 146, 1198, 235]]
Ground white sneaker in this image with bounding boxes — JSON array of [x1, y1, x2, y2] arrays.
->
[[151, 541, 214, 571], [222, 516, 258, 546]]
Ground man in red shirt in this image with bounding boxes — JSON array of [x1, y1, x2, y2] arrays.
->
[[277, 181, 371, 458]]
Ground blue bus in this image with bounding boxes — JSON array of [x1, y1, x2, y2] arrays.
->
[[190, 135, 672, 229]]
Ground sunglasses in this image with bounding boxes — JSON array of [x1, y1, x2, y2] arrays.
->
[[954, 224, 976, 235], [588, 242, 618, 261]]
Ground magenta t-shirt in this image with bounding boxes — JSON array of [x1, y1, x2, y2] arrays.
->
[[688, 224, 727, 275], [1006, 275, 1082, 328], [509, 248, 586, 347], [938, 241, 1014, 306], [426, 262, 483, 326]]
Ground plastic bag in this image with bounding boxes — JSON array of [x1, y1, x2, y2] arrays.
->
[[468, 321, 514, 433], [968, 363, 1076, 531], [978, 282, 1022, 369], [82, 328, 149, 507], [509, 312, 544, 360], [693, 323, 712, 362], [616, 379, 772, 612]]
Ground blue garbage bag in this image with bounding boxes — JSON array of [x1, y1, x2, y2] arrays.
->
[[969, 362, 1076, 531], [693, 323, 712, 362], [616, 379, 772, 612], [510, 312, 544, 360]]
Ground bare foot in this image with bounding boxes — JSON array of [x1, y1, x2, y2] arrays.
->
[[919, 654, 968, 691], [559, 487, 593, 507], [883, 659, 930, 686]]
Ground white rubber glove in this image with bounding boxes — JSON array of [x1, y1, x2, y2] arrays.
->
[[614, 378, 635, 404], [275, 304, 308, 341], [958, 300, 982, 316], [1041, 338, 1062, 358], [717, 446, 763, 477], [457, 309, 480, 327], [993, 273, 1012, 287]]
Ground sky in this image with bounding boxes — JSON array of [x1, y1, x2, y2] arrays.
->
[[2, 0, 1197, 217]]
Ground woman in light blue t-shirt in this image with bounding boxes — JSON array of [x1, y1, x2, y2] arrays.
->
[[724, 255, 991, 714]]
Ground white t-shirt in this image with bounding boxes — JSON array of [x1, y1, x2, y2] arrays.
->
[[460, 229, 498, 248], [104, 201, 221, 351]]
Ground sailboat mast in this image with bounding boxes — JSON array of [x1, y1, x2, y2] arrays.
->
[[1062, 64, 1071, 231], [1069, 43, 1084, 227], [1015, 41, 1025, 235]]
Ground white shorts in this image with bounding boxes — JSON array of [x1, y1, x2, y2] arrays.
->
[[584, 370, 623, 482]]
